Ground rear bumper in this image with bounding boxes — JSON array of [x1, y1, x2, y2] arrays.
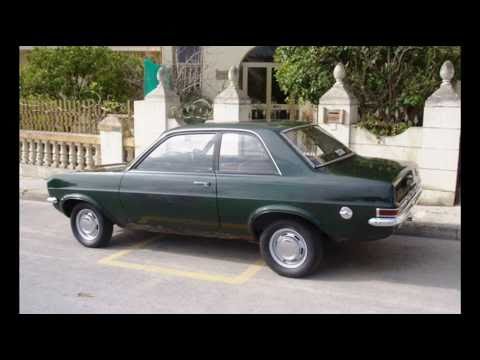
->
[[368, 184, 422, 227]]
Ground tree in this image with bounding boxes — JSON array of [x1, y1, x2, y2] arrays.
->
[[20, 46, 143, 102], [274, 46, 461, 120]]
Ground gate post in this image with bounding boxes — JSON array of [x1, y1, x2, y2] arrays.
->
[[98, 114, 123, 164], [133, 66, 181, 156], [212, 66, 251, 123], [317, 63, 358, 147], [421, 60, 461, 205]]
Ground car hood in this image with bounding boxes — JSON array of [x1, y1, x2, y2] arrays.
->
[[324, 154, 412, 184]]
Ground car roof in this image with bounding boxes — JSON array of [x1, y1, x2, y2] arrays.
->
[[168, 120, 312, 133]]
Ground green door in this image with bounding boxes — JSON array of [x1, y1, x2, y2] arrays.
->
[[215, 131, 282, 236], [119, 132, 219, 233]]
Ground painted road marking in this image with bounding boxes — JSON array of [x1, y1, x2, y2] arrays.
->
[[98, 237, 265, 285]]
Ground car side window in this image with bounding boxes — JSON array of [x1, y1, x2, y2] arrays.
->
[[219, 132, 277, 175], [136, 133, 217, 173]]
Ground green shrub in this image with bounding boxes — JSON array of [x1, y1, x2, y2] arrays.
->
[[20, 46, 143, 103], [357, 114, 411, 139]]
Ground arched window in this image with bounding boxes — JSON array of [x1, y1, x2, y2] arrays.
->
[[240, 46, 294, 121], [176, 46, 202, 64]]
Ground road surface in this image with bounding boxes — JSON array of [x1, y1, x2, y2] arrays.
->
[[20, 199, 461, 314]]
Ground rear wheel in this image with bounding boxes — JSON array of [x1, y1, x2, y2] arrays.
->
[[259, 219, 323, 278], [70, 202, 113, 248]]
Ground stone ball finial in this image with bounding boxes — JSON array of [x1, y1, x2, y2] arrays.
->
[[157, 66, 167, 83], [333, 63, 346, 84], [228, 66, 239, 87], [440, 60, 455, 84]]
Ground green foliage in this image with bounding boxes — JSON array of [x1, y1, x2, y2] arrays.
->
[[20, 47, 143, 102], [357, 114, 410, 139], [274, 46, 461, 118]]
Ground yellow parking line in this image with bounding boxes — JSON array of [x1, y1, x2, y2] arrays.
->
[[97, 237, 265, 285], [97, 237, 157, 264]]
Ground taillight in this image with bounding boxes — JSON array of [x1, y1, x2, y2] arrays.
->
[[376, 208, 399, 217]]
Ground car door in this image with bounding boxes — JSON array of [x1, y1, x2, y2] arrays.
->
[[119, 131, 219, 233], [215, 131, 282, 237]]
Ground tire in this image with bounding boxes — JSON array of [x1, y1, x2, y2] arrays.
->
[[259, 219, 323, 278], [70, 202, 113, 248]]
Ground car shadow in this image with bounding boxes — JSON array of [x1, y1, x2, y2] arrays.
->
[[110, 229, 460, 291], [311, 236, 460, 291], [109, 227, 260, 266]]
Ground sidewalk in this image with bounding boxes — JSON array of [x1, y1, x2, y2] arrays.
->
[[20, 176, 460, 241]]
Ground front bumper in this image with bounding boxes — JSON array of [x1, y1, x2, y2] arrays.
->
[[47, 196, 58, 204], [368, 184, 422, 227]]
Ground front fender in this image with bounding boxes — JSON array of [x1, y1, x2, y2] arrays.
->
[[60, 193, 115, 223], [247, 204, 323, 234]]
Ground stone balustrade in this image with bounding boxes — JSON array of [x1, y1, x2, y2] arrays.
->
[[20, 130, 101, 170]]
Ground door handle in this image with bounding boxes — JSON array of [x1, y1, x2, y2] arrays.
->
[[193, 181, 211, 187]]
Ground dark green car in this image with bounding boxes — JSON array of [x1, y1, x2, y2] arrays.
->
[[46, 122, 422, 278]]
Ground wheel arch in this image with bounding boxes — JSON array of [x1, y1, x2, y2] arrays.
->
[[60, 194, 116, 224], [248, 205, 329, 240]]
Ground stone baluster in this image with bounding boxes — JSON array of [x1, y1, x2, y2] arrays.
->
[[59, 142, 68, 169], [68, 142, 76, 170], [126, 147, 134, 162], [85, 145, 93, 170], [21, 138, 28, 164], [28, 139, 35, 165], [94, 144, 101, 166], [43, 140, 52, 167], [35, 140, 43, 166], [76, 143, 85, 170], [51, 141, 59, 168]]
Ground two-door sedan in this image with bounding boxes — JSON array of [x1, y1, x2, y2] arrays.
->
[[46, 122, 422, 278]]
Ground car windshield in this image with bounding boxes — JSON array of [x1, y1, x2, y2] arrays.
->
[[283, 125, 353, 167]]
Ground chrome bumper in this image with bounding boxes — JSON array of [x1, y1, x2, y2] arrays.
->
[[368, 184, 422, 227], [46, 197, 58, 204]]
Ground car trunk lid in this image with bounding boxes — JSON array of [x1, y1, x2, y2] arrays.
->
[[323, 154, 420, 205]]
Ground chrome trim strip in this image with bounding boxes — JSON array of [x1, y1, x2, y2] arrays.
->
[[126, 127, 283, 176], [47, 197, 58, 204], [280, 124, 356, 169]]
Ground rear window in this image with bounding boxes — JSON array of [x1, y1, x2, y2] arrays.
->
[[283, 125, 353, 167]]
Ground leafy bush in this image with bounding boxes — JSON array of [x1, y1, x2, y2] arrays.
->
[[357, 114, 410, 139], [20, 46, 143, 102], [274, 46, 461, 135]]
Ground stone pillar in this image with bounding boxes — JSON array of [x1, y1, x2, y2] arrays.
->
[[317, 63, 359, 147], [133, 66, 181, 157], [421, 60, 461, 206], [212, 66, 251, 123], [98, 114, 124, 165]]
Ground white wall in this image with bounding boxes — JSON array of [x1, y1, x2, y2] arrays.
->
[[349, 125, 460, 206]]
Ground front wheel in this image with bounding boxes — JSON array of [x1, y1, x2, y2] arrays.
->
[[70, 202, 113, 248], [260, 219, 323, 278]]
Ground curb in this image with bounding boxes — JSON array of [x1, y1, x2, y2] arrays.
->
[[20, 191, 460, 241], [396, 221, 460, 241], [20, 190, 49, 203]]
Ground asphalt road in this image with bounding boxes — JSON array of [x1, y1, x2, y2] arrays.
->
[[19, 199, 461, 314]]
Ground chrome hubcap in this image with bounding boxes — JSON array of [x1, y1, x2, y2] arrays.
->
[[269, 228, 308, 269], [76, 209, 100, 242]]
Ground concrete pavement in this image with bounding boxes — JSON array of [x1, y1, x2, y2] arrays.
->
[[21, 176, 461, 241], [20, 199, 461, 314]]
